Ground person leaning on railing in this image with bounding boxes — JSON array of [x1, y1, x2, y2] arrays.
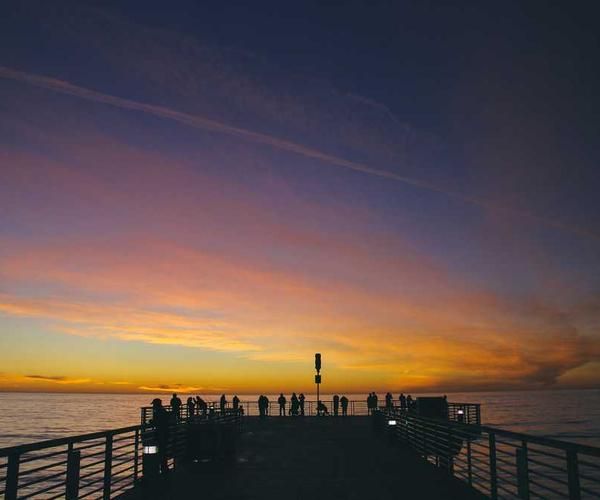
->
[[340, 395, 349, 415], [186, 397, 195, 420]]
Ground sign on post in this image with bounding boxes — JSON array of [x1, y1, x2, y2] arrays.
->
[[315, 352, 322, 405]]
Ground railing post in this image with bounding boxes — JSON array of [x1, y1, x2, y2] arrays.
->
[[516, 442, 529, 499], [566, 449, 581, 500], [489, 432, 498, 500], [5, 453, 19, 500], [422, 421, 427, 460], [467, 440, 473, 487], [446, 424, 454, 474], [103, 434, 113, 500], [66, 450, 81, 500], [134, 428, 140, 483]]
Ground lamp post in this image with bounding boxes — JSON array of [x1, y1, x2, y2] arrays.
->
[[315, 353, 322, 413]]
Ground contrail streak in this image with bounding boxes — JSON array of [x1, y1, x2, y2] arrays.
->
[[1, 66, 597, 240]]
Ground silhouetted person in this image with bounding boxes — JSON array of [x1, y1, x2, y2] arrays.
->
[[196, 396, 208, 417], [170, 393, 182, 422], [278, 393, 287, 416], [385, 392, 393, 410], [258, 394, 270, 417], [258, 395, 265, 417], [399, 393, 406, 411], [196, 396, 207, 417], [186, 397, 195, 420], [232, 395, 240, 411], [406, 394, 413, 410], [367, 392, 379, 414], [151, 398, 170, 474], [340, 395, 349, 416], [290, 392, 299, 416], [299, 393, 305, 416], [317, 400, 329, 416], [333, 394, 340, 416], [220, 394, 227, 414]]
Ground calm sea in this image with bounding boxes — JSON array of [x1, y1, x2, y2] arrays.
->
[[1, 389, 599, 449]]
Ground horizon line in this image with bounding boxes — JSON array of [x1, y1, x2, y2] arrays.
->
[[0, 387, 597, 396]]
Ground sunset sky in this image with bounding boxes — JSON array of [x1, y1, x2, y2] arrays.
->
[[1, 0, 599, 394]]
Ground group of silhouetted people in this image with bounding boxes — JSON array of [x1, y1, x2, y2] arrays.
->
[[256, 393, 351, 417], [149, 393, 244, 471], [279, 392, 308, 416], [164, 393, 244, 422], [332, 394, 349, 416], [367, 392, 415, 414], [159, 392, 420, 422]]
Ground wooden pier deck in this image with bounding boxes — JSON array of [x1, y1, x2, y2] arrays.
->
[[122, 416, 483, 500]]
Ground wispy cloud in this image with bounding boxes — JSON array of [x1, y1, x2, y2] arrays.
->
[[25, 375, 90, 384], [1, 65, 596, 241], [138, 384, 206, 393]]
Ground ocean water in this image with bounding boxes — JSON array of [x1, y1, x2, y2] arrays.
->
[[0, 389, 599, 449]]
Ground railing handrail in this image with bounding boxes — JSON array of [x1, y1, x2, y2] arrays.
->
[[378, 409, 600, 499], [0, 424, 142, 457], [387, 409, 600, 457], [139, 400, 481, 410], [0, 411, 243, 499]]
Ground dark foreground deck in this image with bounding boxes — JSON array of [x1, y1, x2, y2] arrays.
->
[[121, 416, 482, 500]]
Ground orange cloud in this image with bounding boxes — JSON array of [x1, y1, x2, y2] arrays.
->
[[138, 384, 206, 393]]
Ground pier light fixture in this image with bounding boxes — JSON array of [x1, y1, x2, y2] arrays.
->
[[457, 409, 464, 415], [387, 420, 397, 426], [143, 445, 158, 455]]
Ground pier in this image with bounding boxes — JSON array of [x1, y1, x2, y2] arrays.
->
[[123, 416, 482, 500], [1, 398, 599, 499]]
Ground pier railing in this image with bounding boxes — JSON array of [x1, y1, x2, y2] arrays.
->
[[0, 425, 141, 500], [140, 400, 480, 422], [0, 411, 241, 500], [378, 409, 600, 499]]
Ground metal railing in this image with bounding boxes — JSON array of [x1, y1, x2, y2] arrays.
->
[[0, 425, 141, 500], [0, 411, 242, 499], [140, 400, 480, 421], [378, 409, 600, 499]]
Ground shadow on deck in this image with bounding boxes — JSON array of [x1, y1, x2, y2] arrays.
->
[[121, 416, 483, 499]]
